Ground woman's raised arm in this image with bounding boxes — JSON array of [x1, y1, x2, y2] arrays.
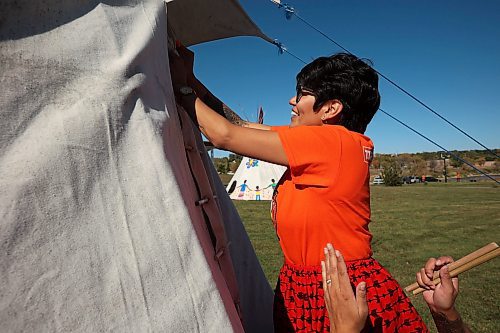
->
[[169, 47, 287, 166]]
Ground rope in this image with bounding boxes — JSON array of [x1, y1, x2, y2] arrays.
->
[[271, 1, 500, 160], [269, 42, 497, 183], [271, 40, 307, 64]]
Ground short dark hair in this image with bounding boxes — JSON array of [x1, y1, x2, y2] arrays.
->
[[296, 53, 380, 133]]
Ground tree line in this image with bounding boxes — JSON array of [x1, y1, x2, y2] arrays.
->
[[212, 149, 500, 185], [372, 149, 500, 186]]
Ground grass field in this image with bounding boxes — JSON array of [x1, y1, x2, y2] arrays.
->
[[233, 182, 500, 333]]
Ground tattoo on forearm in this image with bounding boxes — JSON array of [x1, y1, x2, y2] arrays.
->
[[201, 92, 247, 126], [222, 104, 247, 127], [431, 311, 471, 333]]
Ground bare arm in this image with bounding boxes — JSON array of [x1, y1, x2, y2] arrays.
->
[[175, 43, 271, 131], [169, 46, 285, 165], [431, 309, 472, 333], [179, 93, 287, 166]]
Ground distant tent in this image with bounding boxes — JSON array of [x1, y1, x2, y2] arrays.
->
[[226, 157, 286, 200], [0, 1, 274, 332]]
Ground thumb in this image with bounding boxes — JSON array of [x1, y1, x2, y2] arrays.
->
[[439, 265, 454, 292], [356, 282, 368, 318]]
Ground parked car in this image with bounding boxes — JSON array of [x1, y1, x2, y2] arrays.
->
[[372, 176, 384, 185], [403, 176, 421, 184], [410, 176, 421, 183], [424, 176, 440, 182]]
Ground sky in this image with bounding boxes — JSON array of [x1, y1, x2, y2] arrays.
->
[[191, 0, 500, 156]]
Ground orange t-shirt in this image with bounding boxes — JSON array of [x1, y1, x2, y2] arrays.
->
[[271, 125, 373, 265]]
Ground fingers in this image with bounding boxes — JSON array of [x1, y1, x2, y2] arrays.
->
[[416, 270, 432, 290], [451, 276, 459, 292], [335, 248, 352, 292], [322, 243, 368, 333], [424, 257, 437, 279], [438, 265, 452, 289], [424, 256, 454, 275], [439, 265, 458, 294], [355, 282, 368, 320], [435, 256, 454, 267], [321, 260, 331, 308], [418, 267, 435, 290], [419, 255, 455, 290], [321, 260, 328, 291], [326, 244, 340, 290], [323, 246, 331, 277], [415, 270, 422, 288]]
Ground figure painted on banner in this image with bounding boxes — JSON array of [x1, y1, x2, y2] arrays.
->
[[237, 180, 251, 198], [170, 45, 428, 332], [254, 186, 261, 201], [265, 178, 278, 191], [264, 179, 278, 200]]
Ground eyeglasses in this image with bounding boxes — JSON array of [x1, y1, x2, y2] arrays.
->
[[296, 86, 315, 103]]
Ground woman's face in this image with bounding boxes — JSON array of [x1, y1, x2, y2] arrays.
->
[[288, 89, 325, 128]]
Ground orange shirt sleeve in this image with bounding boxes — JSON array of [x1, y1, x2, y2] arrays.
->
[[272, 126, 341, 187]]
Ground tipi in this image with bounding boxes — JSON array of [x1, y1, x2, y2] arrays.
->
[[0, 1, 274, 332], [227, 158, 286, 200]]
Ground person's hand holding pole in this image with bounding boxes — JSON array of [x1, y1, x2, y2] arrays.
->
[[416, 256, 472, 333], [321, 243, 368, 333], [416, 256, 459, 317]]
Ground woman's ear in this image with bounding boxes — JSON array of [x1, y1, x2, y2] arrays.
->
[[322, 99, 343, 122]]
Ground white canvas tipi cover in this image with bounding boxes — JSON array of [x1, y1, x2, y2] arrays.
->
[[0, 1, 274, 332], [227, 157, 286, 200]]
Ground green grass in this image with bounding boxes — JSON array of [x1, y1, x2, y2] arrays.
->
[[233, 182, 500, 333]]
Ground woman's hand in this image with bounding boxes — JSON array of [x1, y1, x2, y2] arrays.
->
[[416, 256, 459, 317], [321, 243, 368, 333]]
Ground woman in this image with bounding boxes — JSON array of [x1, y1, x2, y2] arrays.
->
[[170, 45, 428, 332]]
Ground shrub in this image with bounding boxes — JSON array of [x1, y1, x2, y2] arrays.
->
[[382, 160, 403, 186]]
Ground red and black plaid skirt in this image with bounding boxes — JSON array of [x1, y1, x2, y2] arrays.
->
[[273, 258, 429, 333]]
